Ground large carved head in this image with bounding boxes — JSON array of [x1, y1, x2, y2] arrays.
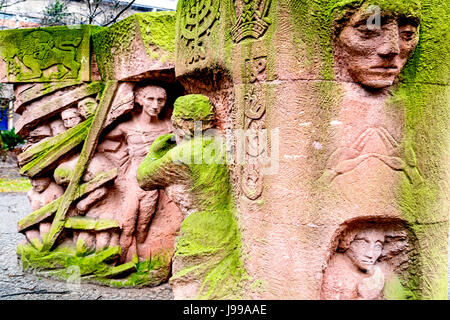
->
[[332, 0, 421, 89], [135, 85, 167, 118]]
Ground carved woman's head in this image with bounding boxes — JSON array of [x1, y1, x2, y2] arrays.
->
[[332, 1, 421, 89], [336, 221, 388, 272]]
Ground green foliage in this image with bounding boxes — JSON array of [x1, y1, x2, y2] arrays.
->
[[0, 128, 24, 151], [41, 0, 71, 27]]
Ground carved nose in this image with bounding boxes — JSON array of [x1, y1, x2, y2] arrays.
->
[[377, 29, 401, 58]]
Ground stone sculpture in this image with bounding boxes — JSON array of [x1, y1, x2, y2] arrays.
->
[[103, 84, 172, 261], [321, 219, 413, 300], [137, 94, 245, 299], [0, 1, 448, 300]]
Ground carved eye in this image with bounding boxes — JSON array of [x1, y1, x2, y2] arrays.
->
[[401, 31, 416, 41], [356, 25, 381, 38]]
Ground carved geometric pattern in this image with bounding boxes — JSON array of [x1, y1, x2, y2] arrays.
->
[[230, 0, 272, 43]]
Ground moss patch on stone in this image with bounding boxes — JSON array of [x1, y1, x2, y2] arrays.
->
[[138, 131, 247, 299], [18, 242, 171, 288], [0, 25, 92, 82], [92, 12, 176, 80]]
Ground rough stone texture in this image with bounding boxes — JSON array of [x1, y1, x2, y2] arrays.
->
[[92, 12, 176, 81], [1, 1, 449, 300], [0, 14, 185, 290], [173, 0, 450, 299]]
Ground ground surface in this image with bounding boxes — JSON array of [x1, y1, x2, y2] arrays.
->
[[0, 159, 173, 300]]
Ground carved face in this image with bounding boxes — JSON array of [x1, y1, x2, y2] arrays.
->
[[31, 177, 51, 193], [78, 97, 97, 119], [345, 229, 384, 272], [135, 85, 167, 118], [49, 119, 66, 136], [61, 108, 83, 129], [336, 9, 419, 89]]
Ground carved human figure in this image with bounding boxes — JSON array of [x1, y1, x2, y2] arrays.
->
[[25, 177, 64, 245], [61, 107, 83, 129], [54, 153, 120, 253], [137, 94, 242, 299], [22, 124, 51, 152], [333, 2, 420, 89], [104, 84, 171, 261], [77, 97, 97, 119], [321, 227, 387, 300]]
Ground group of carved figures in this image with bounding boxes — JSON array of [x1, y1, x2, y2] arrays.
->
[[14, 0, 428, 300]]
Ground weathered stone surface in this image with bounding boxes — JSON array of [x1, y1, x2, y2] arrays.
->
[[15, 82, 102, 136], [92, 12, 176, 81], [1, 0, 449, 300]]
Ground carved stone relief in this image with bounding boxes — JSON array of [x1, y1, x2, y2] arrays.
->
[[179, 0, 220, 65], [14, 79, 183, 286], [321, 219, 414, 300], [230, 0, 272, 43], [0, 27, 90, 82], [241, 55, 267, 200]]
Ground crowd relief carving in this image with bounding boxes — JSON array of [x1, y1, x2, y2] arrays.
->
[[230, 0, 272, 43], [15, 79, 182, 286], [179, 0, 220, 65], [321, 219, 414, 300]]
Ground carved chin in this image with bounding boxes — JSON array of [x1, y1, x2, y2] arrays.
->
[[359, 78, 396, 89]]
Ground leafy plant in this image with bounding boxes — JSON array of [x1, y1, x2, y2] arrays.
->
[[40, 0, 71, 26], [0, 128, 25, 151]]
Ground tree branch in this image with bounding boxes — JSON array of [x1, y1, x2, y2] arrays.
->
[[102, 0, 135, 27]]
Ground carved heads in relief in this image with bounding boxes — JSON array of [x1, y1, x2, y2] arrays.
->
[[333, 1, 420, 89], [341, 228, 384, 273]]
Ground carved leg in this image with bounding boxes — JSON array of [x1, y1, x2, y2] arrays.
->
[[119, 191, 139, 262], [135, 190, 159, 260]]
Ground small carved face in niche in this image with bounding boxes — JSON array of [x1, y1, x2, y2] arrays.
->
[[345, 229, 385, 272], [61, 108, 83, 129], [31, 177, 51, 193], [49, 119, 66, 136], [135, 85, 167, 118], [335, 8, 420, 89], [77, 97, 97, 119]]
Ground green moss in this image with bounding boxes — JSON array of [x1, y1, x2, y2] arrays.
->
[[383, 275, 416, 300], [0, 25, 92, 82], [137, 12, 176, 60], [20, 115, 94, 177], [92, 12, 176, 80], [172, 94, 214, 121], [17, 242, 171, 287], [137, 129, 246, 299]]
